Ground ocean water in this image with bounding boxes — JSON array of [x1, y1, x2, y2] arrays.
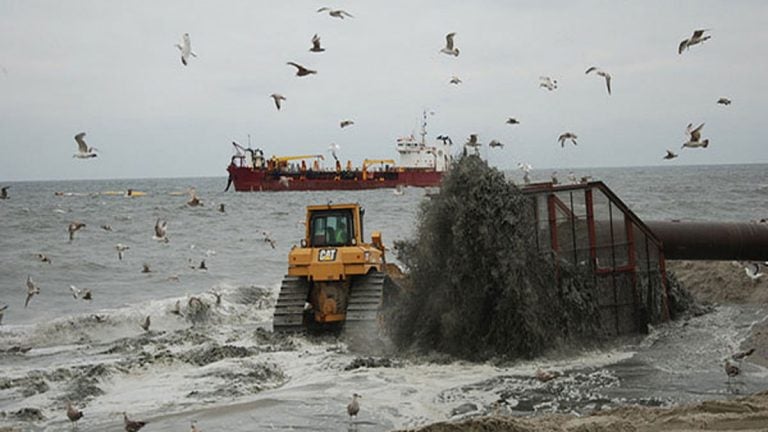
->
[[0, 164, 767, 431]]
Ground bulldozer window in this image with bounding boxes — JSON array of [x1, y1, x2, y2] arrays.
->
[[311, 211, 353, 247]]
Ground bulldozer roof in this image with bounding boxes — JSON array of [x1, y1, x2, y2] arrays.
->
[[306, 203, 360, 212]]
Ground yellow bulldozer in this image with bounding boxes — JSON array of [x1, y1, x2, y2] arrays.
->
[[273, 203, 399, 333]]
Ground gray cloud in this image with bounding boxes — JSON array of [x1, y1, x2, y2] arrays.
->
[[0, 1, 766, 181]]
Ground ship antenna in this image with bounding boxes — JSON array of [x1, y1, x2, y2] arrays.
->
[[421, 109, 428, 146]]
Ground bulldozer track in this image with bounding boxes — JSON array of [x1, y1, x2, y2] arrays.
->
[[272, 275, 310, 332], [343, 271, 390, 351]]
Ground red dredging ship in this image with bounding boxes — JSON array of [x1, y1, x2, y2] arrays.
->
[[226, 123, 452, 192]]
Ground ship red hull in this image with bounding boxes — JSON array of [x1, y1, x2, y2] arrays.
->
[[227, 165, 442, 191]]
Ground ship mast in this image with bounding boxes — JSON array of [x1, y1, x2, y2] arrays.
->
[[420, 109, 430, 146]]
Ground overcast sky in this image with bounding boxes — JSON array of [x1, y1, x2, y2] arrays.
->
[[1, 1, 767, 181]]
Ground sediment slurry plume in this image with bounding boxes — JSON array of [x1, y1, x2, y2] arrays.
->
[[388, 155, 604, 360]]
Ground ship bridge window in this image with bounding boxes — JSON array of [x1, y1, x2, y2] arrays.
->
[[310, 210, 353, 247]]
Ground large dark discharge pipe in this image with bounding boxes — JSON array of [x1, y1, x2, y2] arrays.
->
[[646, 221, 768, 261]]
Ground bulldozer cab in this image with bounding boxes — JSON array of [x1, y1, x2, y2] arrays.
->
[[304, 204, 366, 247], [309, 208, 358, 247]]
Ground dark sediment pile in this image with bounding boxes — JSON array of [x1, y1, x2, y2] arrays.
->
[[386, 155, 604, 361]]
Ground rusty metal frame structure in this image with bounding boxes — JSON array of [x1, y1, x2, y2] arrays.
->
[[523, 181, 670, 335]]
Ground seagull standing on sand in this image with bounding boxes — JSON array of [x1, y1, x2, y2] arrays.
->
[[663, 150, 678, 160], [68, 222, 86, 241], [440, 32, 459, 56], [174, 33, 197, 66], [73, 133, 98, 159], [310, 34, 325, 52], [585, 66, 612, 95], [682, 123, 709, 149], [679, 29, 711, 54], [724, 359, 740, 381], [115, 243, 129, 261], [153, 219, 169, 242], [717, 97, 732, 106], [0, 186, 9, 199], [558, 132, 578, 147], [139, 316, 151, 332], [287, 62, 317, 77], [66, 402, 83, 429], [347, 393, 361, 419], [317, 7, 353, 19], [25, 276, 40, 307], [270, 93, 286, 111], [539, 76, 558, 91], [123, 412, 147, 432]]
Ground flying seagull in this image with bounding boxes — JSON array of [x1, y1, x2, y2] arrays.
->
[[585, 66, 612, 95], [488, 140, 503, 148], [139, 315, 151, 332], [436, 135, 453, 145], [25, 275, 40, 308], [558, 132, 578, 147], [449, 76, 462, 85], [270, 93, 286, 111], [310, 34, 325, 52], [286, 62, 317, 77], [279, 176, 293, 188], [68, 222, 86, 241], [717, 97, 731, 106], [732, 348, 756, 361], [682, 123, 709, 149], [506, 118, 520, 125], [115, 243, 129, 261], [73, 132, 98, 159], [340, 120, 354, 128], [663, 149, 678, 160], [317, 7, 353, 19], [174, 33, 197, 66], [539, 76, 558, 91], [347, 393, 361, 419], [465, 134, 480, 148], [262, 231, 276, 249], [679, 29, 711, 54], [36, 253, 51, 264], [153, 218, 169, 243], [328, 142, 340, 161], [440, 32, 459, 56], [69, 285, 82, 299], [518, 162, 533, 185]]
